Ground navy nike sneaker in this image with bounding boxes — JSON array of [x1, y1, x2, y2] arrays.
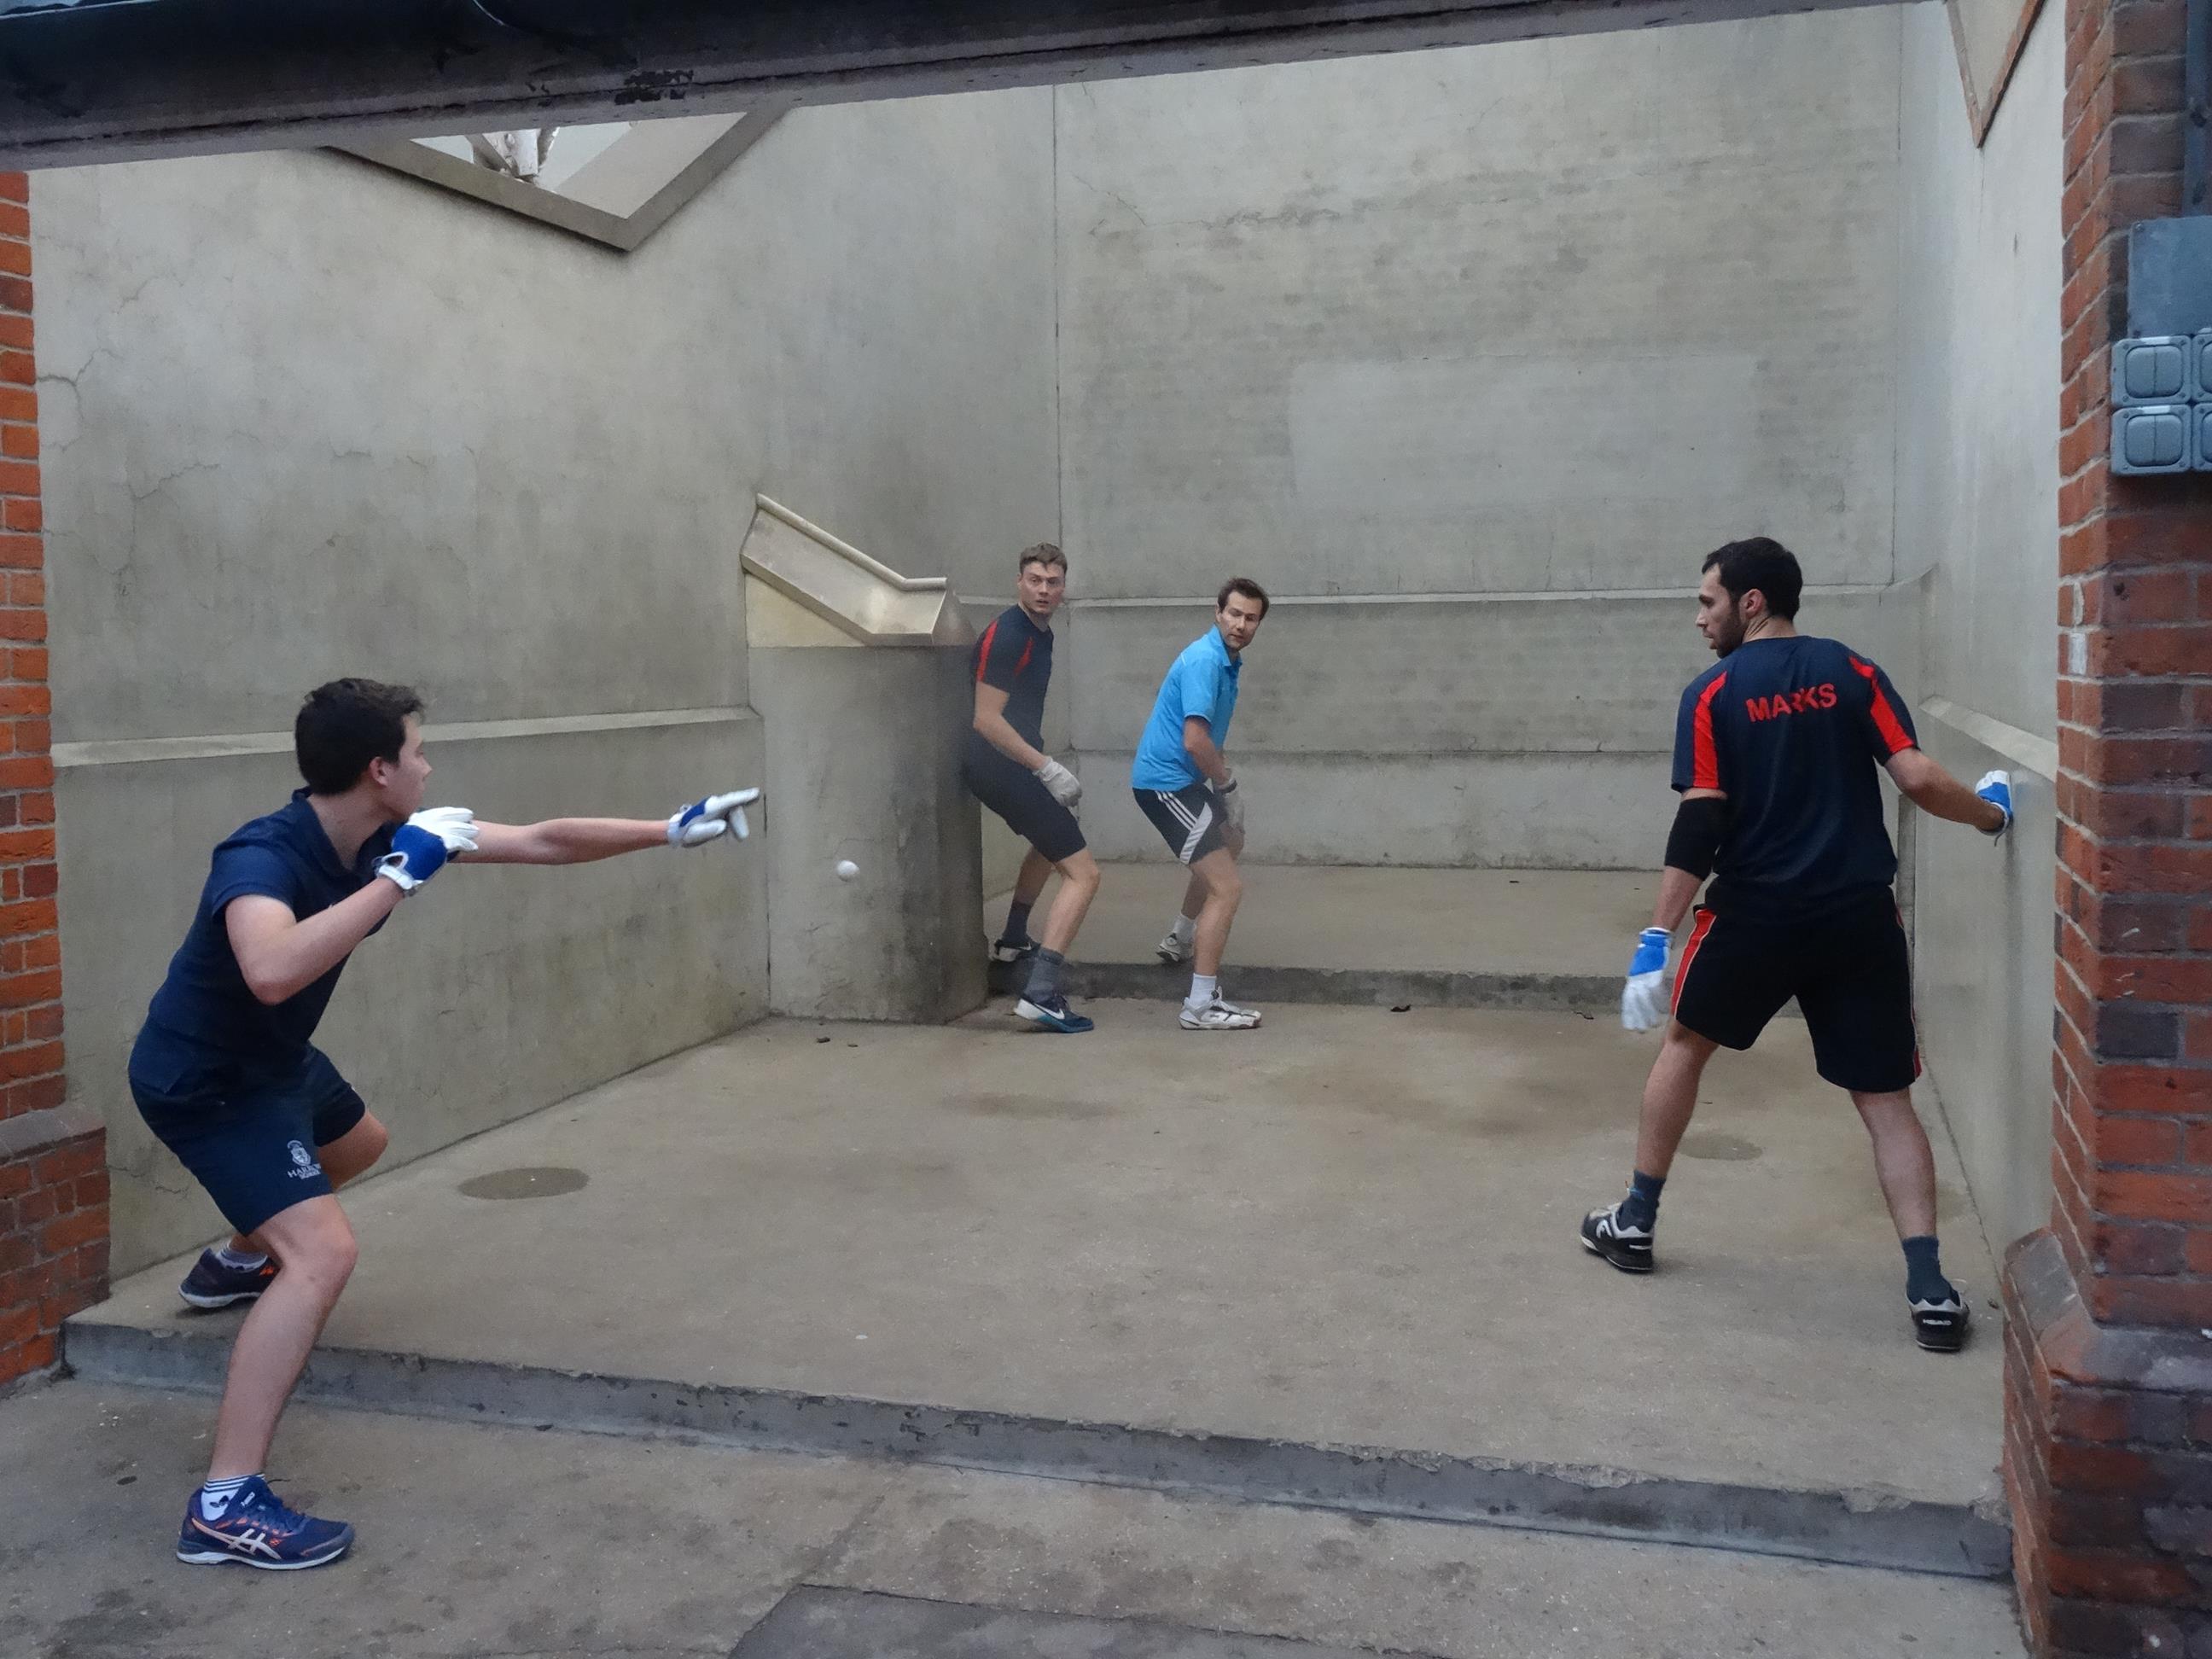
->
[[1015, 992, 1094, 1033]]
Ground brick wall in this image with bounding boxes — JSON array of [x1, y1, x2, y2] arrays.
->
[[0, 171, 98, 1389], [2011, 0, 2212, 1647]]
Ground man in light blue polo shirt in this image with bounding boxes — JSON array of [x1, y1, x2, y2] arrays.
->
[[1130, 577, 1270, 1030]]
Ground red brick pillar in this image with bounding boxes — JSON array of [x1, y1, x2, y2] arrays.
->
[[0, 172, 96, 1389], [2017, 0, 2212, 1648]]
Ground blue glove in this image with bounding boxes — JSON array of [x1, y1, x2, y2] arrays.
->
[[1621, 926, 1673, 1033], [375, 806, 478, 894], [1974, 770, 2012, 839]]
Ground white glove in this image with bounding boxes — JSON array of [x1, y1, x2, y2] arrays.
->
[[1621, 927, 1673, 1033], [375, 806, 478, 893], [1214, 770, 1245, 834], [667, 788, 761, 847], [1033, 758, 1083, 809]]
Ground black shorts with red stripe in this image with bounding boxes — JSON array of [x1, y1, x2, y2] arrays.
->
[[1670, 887, 1921, 1095]]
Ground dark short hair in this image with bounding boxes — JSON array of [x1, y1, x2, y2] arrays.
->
[[294, 678, 423, 795], [1701, 538, 1802, 621], [1018, 544, 1067, 575], [1216, 577, 1271, 619]]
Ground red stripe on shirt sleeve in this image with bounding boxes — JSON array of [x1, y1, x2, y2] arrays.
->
[[974, 620, 998, 684], [1850, 657, 1913, 755], [1691, 673, 1729, 791]]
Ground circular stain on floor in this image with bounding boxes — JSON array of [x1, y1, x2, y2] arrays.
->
[[457, 1166, 589, 1201], [1678, 1132, 1762, 1162]]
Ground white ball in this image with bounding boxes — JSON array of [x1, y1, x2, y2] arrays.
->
[[835, 859, 859, 882]]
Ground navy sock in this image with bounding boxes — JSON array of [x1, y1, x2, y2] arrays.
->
[[1026, 948, 1066, 1004], [1001, 899, 1034, 945], [1902, 1236, 1954, 1304], [1618, 1170, 1665, 1229]]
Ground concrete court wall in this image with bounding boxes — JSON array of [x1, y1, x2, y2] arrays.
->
[[1051, 9, 1915, 868], [32, 88, 1060, 1273], [1894, 0, 2063, 1260]]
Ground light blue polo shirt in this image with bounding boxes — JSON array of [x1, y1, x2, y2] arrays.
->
[[1131, 627, 1242, 791]]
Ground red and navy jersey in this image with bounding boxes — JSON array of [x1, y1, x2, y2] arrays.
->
[[972, 604, 1054, 749], [1671, 635, 1917, 918]]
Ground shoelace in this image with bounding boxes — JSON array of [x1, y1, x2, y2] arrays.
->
[[233, 1486, 308, 1536]]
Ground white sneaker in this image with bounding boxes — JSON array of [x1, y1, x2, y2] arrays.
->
[[1155, 930, 1194, 964], [1180, 996, 1261, 1030]]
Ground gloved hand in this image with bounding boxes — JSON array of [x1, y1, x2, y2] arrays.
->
[[1214, 769, 1245, 834], [1033, 758, 1083, 810], [1974, 770, 2012, 839], [667, 789, 762, 847], [1621, 926, 1674, 1033], [376, 806, 479, 894]]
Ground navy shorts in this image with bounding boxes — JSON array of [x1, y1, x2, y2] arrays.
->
[[1134, 781, 1228, 866], [1670, 889, 1921, 1095], [963, 748, 1086, 864], [129, 1041, 369, 1236]]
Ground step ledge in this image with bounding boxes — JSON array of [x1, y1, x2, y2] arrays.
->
[[65, 1318, 2010, 1581]]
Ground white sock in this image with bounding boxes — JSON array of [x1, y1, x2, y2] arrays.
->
[[1170, 913, 1197, 944], [214, 1245, 267, 1271], [1186, 973, 1218, 1009], [197, 1474, 255, 1520]]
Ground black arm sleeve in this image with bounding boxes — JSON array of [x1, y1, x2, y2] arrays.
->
[[1663, 795, 1729, 879]]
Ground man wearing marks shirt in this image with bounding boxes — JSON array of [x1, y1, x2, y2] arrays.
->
[[1580, 538, 2013, 1353], [134, 678, 758, 1569], [964, 543, 1100, 1035]]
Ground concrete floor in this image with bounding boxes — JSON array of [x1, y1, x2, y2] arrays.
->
[[76, 1003, 2002, 1533], [988, 864, 1655, 978], [1, 1382, 2028, 1657]]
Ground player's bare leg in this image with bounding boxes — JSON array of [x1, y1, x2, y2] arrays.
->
[[1017, 849, 1101, 1033], [1635, 1025, 1719, 1178], [1179, 845, 1258, 1029], [1582, 1023, 1718, 1272], [1040, 847, 1100, 955]]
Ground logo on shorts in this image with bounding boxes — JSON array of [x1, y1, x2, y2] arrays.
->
[[284, 1139, 322, 1180]]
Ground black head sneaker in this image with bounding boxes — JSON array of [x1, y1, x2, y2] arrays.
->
[[1910, 1295, 1970, 1353], [179, 1249, 279, 1310], [1579, 1202, 1655, 1273]]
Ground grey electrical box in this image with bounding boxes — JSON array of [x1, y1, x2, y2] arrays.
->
[[2114, 335, 2195, 405], [2114, 404, 2193, 474], [2128, 218, 2212, 337], [2197, 404, 2212, 471], [2196, 331, 2212, 405]]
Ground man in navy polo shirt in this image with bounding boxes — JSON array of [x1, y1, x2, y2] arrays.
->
[[1579, 538, 2012, 1352], [1131, 577, 1269, 1031], [134, 678, 758, 1569]]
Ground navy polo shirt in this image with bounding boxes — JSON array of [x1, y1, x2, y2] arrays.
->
[[134, 790, 394, 1086], [1670, 636, 1918, 919]]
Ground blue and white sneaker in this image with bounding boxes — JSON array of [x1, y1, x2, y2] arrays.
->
[[1016, 993, 1095, 1033], [179, 1249, 278, 1310], [175, 1476, 353, 1569]]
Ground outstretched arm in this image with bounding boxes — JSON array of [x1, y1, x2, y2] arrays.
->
[[1885, 749, 2010, 834], [465, 818, 669, 865], [464, 789, 760, 864]]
